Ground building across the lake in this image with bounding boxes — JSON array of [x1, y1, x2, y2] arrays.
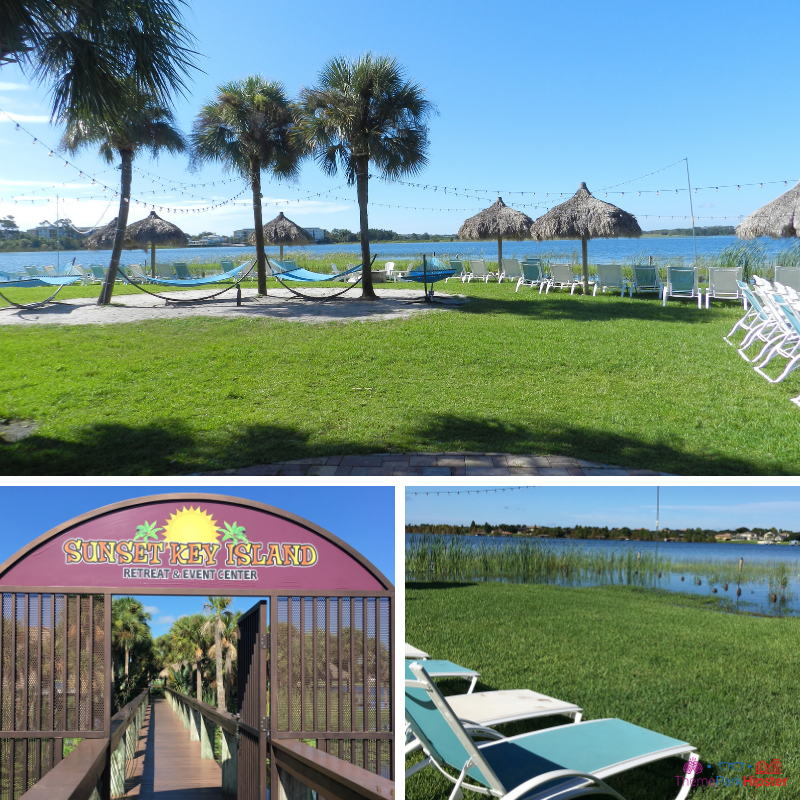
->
[[233, 228, 254, 241], [304, 227, 326, 242]]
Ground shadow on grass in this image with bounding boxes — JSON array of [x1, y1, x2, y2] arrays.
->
[[454, 293, 720, 324], [405, 581, 476, 591], [0, 412, 786, 476], [412, 413, 784, 476]]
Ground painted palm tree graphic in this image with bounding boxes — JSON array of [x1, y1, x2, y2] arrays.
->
[[134, 521, 163, 542], [218, 522, 248, 543]]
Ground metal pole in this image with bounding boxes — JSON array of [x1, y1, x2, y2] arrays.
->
[[684, 159, 698, 268], [56, 194, 60, 270], [422, 254, 429, 300], [654, 486, 659, 582]]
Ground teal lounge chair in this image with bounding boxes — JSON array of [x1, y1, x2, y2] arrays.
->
[[774, 266, 800, 291], [406, 643, 430, 659], [173, 262, 192, 280], [662, 266, 701, 308], [631, 265, 662, 296], [405, 663, 583, 777], [88, 265, 107, 283], [406, 661, 700, 800], [516, 262, 547, 293], [546, 264, 583, 294]]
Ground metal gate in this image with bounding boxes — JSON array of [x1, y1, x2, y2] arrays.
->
[[270, 595, 393, 783], [0, 592, 110, 800], [237, 601, 267, 800]]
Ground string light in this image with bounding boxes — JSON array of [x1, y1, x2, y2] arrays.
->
[[407, 487, 533, 497]]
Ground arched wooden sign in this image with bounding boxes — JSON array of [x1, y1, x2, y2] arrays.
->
[[0, 494, 394, 798], [0, 493, 392, 595]]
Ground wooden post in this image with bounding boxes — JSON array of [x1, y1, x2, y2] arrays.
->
[[200, 716, 215, 760], [220, 729, 238, 797], [497, 235, 503, 276], [125, 721, 136, 762], [189, 708, 201, 741], [581, 237, 589, 294], [278, 766, 313, 800], [150, 243, 156, 279], [110, 739, 126, 798]]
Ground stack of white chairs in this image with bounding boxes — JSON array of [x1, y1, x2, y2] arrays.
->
[[725, 276, 800, 406]]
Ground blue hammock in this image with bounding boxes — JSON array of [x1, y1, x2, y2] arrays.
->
[[272, 262, 363, 282], [129, 262, 251, 286], [0, 275, 83, 288], [405, 257, 456, 284]]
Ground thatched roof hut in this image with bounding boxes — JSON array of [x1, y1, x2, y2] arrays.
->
[[85, 218, 130, 250], [249, 212, 312, 261], [736, 180, 800, 240], [529, 182, 642, 291], [126, 211, 188, 278], [457, 197, 533, 267]]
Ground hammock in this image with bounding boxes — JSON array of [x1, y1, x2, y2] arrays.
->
[[270, 258, 374, 301], [0, 274, 83, 309], [405, 257, 456, 283], [119, 260, 256, 303], [271, 261, 363, 282], [129, 262, 250, 286]]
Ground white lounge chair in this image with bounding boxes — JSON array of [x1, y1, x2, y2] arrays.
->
[[774, 266, 800, 291], [516, 262, 547, 293], [499, 259, 523, 284], [406, 661, 700, 800], [546, 264, 582, 294], [705, 267, 744, 309], [662, 266, 701, 308], [593, 264, 631, 297], [631, 264, 663, 296], [468, 260, 498, 283], [405, 643, 430, 659]]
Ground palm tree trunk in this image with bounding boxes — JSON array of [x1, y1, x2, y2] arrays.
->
[[151, 242, 156, 279], [99, 150, 133, 305], [215, 616, 224, 712], [196, 658, 202, 700], [125, 643, 129, 677], [224, 651, 232, 712], [356, 158, 376, 299], [251, 161, 268, 295]]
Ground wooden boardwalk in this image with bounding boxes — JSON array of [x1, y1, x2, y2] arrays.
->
[[125, 697, 224, 800]]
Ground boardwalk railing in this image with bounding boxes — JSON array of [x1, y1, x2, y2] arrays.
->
[[164, 689, 394, 800], [19, 690, 149, 800], [164, 689, 238, 796]]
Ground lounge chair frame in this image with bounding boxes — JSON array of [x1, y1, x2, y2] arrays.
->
[[406, 661, 699, 800], [662, 267, 701, 308], [593, 265, 631, 297]]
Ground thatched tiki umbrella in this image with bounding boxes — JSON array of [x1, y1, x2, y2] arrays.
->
[[248, 212, 312, 262], [457, 197, 534, 271], [530, 183, 642, 293], [736, 180, 800, 240], [126, 211, 189, 278], [85, 217, 125, 250]]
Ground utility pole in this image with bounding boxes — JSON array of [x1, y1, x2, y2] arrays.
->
[[655, 487, 660, 581]]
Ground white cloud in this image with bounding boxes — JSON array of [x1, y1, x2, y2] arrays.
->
[[155, 615, 176, 625], [0, 113, 50, 123], [143, 605, 160, 615], [0, 82, 29, 91]]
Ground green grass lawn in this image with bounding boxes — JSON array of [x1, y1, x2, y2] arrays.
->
[[1, 281, 798, 474], [406, 582, 799, 799]]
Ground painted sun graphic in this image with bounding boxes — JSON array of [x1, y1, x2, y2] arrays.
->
[[161, 507, 220, 543]]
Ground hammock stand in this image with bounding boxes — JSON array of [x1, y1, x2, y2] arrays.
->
[[270, 256, 375, 301], [404, 255, 457, 305], [0, 275, 83, 310], [117, 260, 256, 304]]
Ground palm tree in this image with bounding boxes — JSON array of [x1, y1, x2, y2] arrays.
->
[[190, 76, 305, 295], [111, 597, 151, 677], [221, 610, 240, 711], [202, 596, 232, 712], [2, 0, 196, 123], [171, 613, 209, 700], [298, 53, 433, 299], [60, 90, 186, 305]]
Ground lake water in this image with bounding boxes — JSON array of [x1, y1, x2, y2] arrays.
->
[[405, 535, 800, 616], [0, 235, 794, 274]]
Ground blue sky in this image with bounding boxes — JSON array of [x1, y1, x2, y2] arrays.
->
[[0, 0, 797, 236], [405, 486, 800, 531], [0, 486, 394, 637]]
